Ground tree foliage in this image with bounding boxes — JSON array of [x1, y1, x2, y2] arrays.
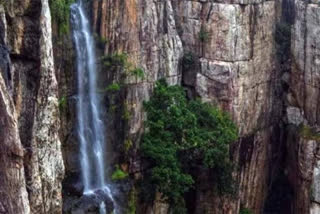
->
[[141, 79, 238, 212]]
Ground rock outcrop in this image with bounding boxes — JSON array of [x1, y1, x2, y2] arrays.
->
[[0, 59, 30, 214], [0, 0, 64, 213]]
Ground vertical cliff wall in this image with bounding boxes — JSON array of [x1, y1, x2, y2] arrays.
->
[[0, 43, 30, 214], [1, 0, 320, 213], [87, 0, 279, 213], [85, 0, 320, 213], [0, 0, 64, 213], [286, 0, 320, 213]]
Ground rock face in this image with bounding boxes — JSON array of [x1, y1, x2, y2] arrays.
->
[[27, 0, 64, 213], [0, 0, 64, 213], [175, 1, 281, 213], [85, 0, 320, 213], [88, 0, 280, 213], [1, 0, 320, 213], [0, 63, 30, 214], [287, 1, 320, 213]]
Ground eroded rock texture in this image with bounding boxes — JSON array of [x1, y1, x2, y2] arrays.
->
[[0, 0, 64, 213], [0, 56, 30, 214], [286, 1, 320, 213], [85, 0, 320, 213], [1, 0, 320, 212], [175, 1, 281, 213]]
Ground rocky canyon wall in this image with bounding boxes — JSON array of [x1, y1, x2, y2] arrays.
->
[[88, 0, 280, 213], [87, 0, 320, 213], [1, 0, 320, 213], [0, 0, 63, 213]]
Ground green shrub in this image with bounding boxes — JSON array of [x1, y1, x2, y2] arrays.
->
[[141, 79, 238, 212], [49, 0, 74, 35], [127, 188, 137, 214], [101, 53, 128, 69], [130, 67, 145, 80], [239, 208, 253, 214], [111, 166, 128, 181], [58, 96, 67, 111], [101, 52, 144, 81], [300, 124, 320, 141], [122, 102, 131, 121], [106, 83, 121, 92], [124, 139, 133, 154]]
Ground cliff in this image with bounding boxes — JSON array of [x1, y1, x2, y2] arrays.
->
[[0, 0, 320, 213], [0, 0, 63, 213]]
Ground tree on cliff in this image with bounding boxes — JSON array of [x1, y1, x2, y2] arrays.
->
[[141, 79, 238, 213]]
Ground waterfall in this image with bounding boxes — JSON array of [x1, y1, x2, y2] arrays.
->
[[70, 1, 118, 213]]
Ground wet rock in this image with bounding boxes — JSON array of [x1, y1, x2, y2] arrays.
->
[[63, 191, 114, 214]]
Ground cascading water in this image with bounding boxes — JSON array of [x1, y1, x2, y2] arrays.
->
[[70, 1, 118, 213]]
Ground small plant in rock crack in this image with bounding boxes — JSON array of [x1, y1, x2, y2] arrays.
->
[[106, 83, 121, 92], [111, 165, 128, 181], [58, 96, 67, 111], [239, 207, 254, 214]]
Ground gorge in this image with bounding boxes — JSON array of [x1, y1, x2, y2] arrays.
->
[[1, 0, 320, 213]]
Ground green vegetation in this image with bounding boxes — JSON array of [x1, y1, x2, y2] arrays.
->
[[300, 124, 320, 141], [111, 165, 128, 181], [130, 67, 145, 80], [106, 83, 121, 92], [239, 208, 253, 214], [124, 139, 133, 154], [126, 188, 137, 214], [49, 0, 74, 35], [122, 102, 131, 121], [198, 27, 210, 43], [141, 79, 238, 213], [101, 52, 144, 80], [101, 53, 129, 69], [58, 96, 67, 111]]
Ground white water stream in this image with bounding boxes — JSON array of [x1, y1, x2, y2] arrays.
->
[[70, 1, 118, 213]]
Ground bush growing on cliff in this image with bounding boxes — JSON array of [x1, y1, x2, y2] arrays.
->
[[300, 124, 320, 141], [49, 0, 74, 35], [111, 165, 128, 181], [239, 207, 253, 214], [141, 79, 238, 212], [101, 52, 145, 80]]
